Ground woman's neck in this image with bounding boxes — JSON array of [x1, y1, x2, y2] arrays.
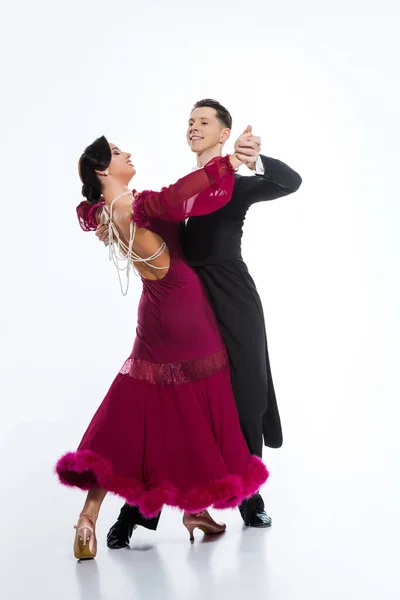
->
[[102, 181, 131, 206]]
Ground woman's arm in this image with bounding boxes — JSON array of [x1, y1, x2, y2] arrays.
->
[[76, 155, 242, 231], [135, 155, 241, 225]]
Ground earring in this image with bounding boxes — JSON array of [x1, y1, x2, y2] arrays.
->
[[104, 170, 109, 176]]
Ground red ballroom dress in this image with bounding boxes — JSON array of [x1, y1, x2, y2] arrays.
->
[[56, 156, 268, 517]]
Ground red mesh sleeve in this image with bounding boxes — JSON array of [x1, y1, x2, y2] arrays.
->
[[76, 200, 105, 231], [133, 155, 235, 224]]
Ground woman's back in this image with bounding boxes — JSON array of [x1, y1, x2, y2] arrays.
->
[[102, 193, 173, 282]]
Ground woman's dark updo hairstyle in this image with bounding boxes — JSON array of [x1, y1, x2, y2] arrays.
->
[[78, 136, 111, 204]]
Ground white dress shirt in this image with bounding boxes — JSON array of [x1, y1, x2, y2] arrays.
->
[[254, 155, 265, 175]]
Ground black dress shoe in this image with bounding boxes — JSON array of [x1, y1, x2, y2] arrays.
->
[[239, 493, 272, 528], [107, 520, 137, 549], [106, 504, 161, 549]]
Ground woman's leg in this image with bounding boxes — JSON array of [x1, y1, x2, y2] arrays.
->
[[74, 487, 107, 559], [79, 487, 107, 523]]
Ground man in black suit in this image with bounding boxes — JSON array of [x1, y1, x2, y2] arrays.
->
[[103, 100, 302, 548]]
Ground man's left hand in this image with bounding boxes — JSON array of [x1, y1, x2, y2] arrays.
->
[[96, 224, 109, 246]]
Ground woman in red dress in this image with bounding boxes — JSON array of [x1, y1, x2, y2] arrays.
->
[[56, 136, 268, 559]]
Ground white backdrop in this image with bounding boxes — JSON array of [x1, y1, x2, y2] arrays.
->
[[1, 0, 399, 516]]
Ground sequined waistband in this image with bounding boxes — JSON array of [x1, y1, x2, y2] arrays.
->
[[119, 347, 228, 385]]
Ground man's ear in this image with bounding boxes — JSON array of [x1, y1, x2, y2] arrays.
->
[[220, 128, 231, 145]]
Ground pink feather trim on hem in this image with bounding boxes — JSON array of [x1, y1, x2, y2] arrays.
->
[[55, 450, 269, 518]]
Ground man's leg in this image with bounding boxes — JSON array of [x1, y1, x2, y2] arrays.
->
[[238, 417, 272, 528], [107, 504, 161, 549]]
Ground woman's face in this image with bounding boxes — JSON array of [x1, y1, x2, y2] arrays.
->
[[108, 143, 136, 181]]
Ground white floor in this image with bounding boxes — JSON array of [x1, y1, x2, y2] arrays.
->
[[1, 421, 399, 600]]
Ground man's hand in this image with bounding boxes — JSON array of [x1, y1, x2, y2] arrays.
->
[[96, 224, 109, 246], [234, 125, 261, 170]]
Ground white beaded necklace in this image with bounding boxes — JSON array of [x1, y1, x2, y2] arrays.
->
[[105, 191, 168, 296]]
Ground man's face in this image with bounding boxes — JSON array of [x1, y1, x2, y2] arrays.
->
[[187, 107, 230, 154]]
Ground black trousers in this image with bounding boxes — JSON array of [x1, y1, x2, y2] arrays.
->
[[195, 260, 282, 452]]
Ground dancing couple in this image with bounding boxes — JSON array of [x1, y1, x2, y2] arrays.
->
[[56, 99, 302, 559]]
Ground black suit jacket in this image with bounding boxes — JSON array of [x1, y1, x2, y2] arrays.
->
[[180, 156, 302, 450]]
